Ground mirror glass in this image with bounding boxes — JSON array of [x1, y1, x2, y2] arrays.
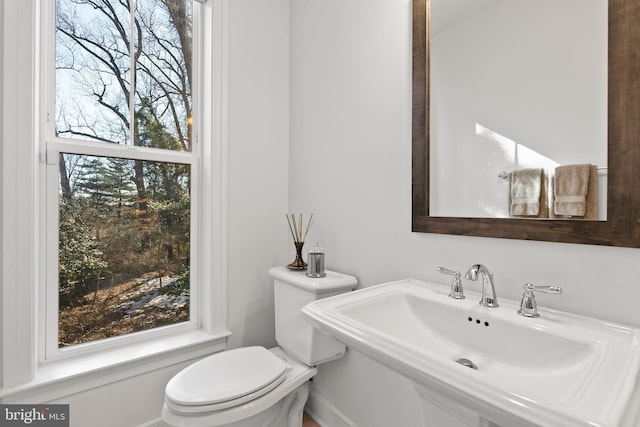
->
[[429, 0, 608, 220]]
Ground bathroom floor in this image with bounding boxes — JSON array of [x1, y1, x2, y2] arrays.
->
[[303, 412, 321, 427]]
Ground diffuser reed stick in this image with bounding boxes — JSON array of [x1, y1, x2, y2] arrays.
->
[[285, 214, 297, 242], [286, 213, 313, 244], [303, 214, 314, 242]]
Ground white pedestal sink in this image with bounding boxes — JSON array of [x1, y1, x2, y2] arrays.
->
[[302, 279, 640, 427]]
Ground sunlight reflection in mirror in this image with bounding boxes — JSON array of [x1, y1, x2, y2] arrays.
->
[[476, 123, 560, 173], [474, 124, 559, 217]]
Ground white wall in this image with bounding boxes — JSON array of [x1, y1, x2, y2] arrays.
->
[[48, 360, 195, 427], [225, 0, 290, 351], [289, 0, 640, 425]]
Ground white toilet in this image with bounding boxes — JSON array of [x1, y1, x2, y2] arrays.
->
[[161, 266, 357, 427]]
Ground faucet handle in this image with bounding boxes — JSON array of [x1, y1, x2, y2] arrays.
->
[[524, 283, 562, 294], [437, 266, 459, 277], [437, 267, 465, 300], [518, 283, 562, 318]]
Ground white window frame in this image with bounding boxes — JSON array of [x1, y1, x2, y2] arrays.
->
[[1, 0, 229, 401]]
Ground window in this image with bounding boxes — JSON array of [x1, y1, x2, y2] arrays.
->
[[2, 0, 226, 394], [42, 0, 207, 358]]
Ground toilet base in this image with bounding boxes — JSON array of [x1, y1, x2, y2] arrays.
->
[[163, 382, 308, 427]]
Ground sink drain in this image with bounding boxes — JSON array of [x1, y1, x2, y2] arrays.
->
[[455, 358, 478, 370]]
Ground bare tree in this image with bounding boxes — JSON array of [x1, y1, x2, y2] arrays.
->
[[56, 0, 193, 211]]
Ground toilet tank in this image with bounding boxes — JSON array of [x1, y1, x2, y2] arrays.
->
[[268, 266, 357, 365]]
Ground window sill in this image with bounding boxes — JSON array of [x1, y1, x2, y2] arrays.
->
[[0, 329, 231, 403]]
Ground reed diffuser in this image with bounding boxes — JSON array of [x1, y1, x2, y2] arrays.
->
[[285, 213, 313, 270]]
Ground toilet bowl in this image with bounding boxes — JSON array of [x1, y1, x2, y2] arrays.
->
[[162, 347, 316, 427], [162, 267, 357, 427]]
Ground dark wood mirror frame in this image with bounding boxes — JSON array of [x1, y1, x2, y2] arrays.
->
[[412, 0, 640, 248]]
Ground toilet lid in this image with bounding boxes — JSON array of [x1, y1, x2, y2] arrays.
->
[[165, 346, 287, 407]]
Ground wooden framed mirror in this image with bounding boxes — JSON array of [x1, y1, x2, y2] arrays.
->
[[412, 0, 640, 247]]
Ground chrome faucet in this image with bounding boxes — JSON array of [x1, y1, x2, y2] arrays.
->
[[464, 264, 499, 308]]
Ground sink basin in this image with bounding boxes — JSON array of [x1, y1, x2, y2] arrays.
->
[[302, 279, 640, 427]]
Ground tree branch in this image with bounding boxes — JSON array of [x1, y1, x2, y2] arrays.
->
[[57, 129, 120, 144]]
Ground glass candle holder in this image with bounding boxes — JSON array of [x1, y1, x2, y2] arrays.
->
[[306, 242, 326, 278]]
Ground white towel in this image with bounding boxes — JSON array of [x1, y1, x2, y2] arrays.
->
[[510, 168, 543, 216], [553, 164, 591, 217]]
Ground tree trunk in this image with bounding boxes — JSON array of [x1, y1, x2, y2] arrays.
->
[[59, 153, 72, 201], [132, 159, 147, 214], [164, 0, 192, 90], [164, 0, 193, 149]]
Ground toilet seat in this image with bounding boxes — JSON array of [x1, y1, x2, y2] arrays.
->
[[165, 346, 288, 413]]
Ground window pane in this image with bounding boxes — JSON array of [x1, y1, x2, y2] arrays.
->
[[55, 0, 193, 152], [56, 0, 132, 144], [58, 153, 190, 348]]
